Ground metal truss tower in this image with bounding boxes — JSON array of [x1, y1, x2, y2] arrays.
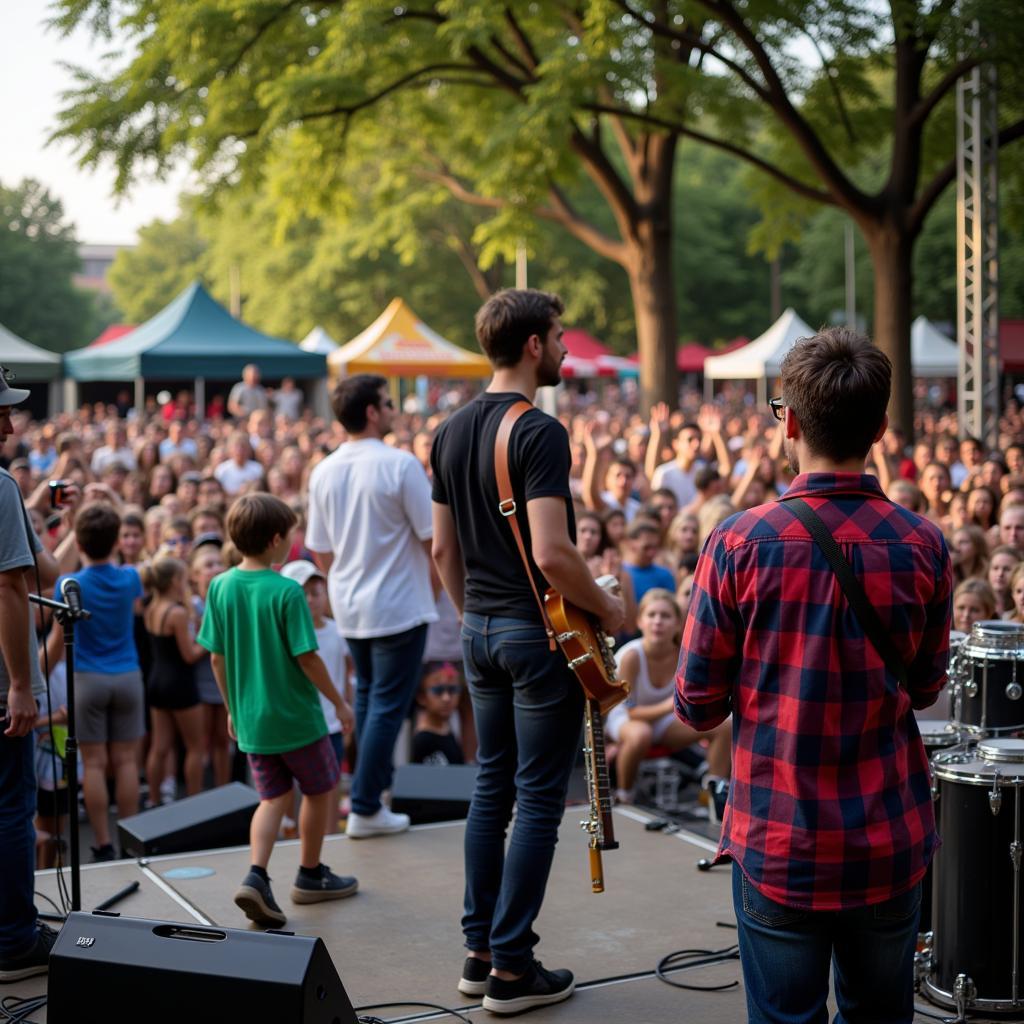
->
[[956, 40, 1000, 448]]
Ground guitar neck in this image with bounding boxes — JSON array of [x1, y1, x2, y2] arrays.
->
[[584, 697, 618, 851]]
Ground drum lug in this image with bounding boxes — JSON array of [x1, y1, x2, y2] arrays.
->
[[989, 772, 1003, 816], [1006, 682, 1023, 701], [954, 973, 976, 1020], [1011, 840, 1022, 872], [964, 678, 978, 699]]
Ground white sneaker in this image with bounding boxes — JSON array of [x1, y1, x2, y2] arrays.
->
[[160, 777, 177, 803], [345, 806, 410, 838]]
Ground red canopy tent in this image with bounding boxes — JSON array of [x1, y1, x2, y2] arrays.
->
[[676, 338, 748, 373], [89, 324, 136, 347], [1002, 320, 1024, 373], [561, 328, 629, 378]]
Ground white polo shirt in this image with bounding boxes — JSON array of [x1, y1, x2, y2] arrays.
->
[[306, 439, 437, 639]]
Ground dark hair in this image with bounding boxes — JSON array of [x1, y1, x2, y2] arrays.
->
[[120, 512, 144, 532], [331, 374, 388, 432], [694, 466, 720, 491], [188, 504, 225, 530], [780, 326, 891, 462], [75, 503, 122, 560], [474, 289, 565, 368], [626, 517, 661, 540], [226, 493, 298, 556]]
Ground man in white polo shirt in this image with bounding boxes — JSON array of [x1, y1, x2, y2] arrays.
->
[[307, 375, 437, 838]]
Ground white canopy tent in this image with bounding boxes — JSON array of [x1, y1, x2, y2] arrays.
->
[[703, 308, 815, 405], [910, 316, 959, 377], [300, 326, 339, 355]]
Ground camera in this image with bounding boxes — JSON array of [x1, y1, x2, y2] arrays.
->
[[48, 479, 71, 509]]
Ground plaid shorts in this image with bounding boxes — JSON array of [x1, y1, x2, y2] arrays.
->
[[247, 734, 340, 800]]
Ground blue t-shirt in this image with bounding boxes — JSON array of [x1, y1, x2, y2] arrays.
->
[[624, 562, 676, 604], [56, 563, 143, 674]]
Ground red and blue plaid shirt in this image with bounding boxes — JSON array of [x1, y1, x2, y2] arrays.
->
[[676, 473, 952, 910]]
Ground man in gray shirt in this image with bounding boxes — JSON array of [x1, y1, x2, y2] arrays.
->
[[0, 370, 59, 980], [227, 363, 270, 419]]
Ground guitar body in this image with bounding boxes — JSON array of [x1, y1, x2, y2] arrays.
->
[[544, 582, 629, 892], [543, 587, 630, 715]]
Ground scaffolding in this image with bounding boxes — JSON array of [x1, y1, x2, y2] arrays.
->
[[956, 38, 1000, 448]]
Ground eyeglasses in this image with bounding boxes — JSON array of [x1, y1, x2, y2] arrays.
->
[[428, 684, 461, 697], [769, 397, 786, 422]]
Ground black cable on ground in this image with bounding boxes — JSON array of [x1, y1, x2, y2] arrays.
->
[[0, 993, 46, 1024], [355, 1001, 472, 1024], [655, 944, 741, 992]]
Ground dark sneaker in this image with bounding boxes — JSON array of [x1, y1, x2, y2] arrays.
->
[[0, 923, 59, 983], [290, 865, 359, 904], [458, 956, 491, 997], [234, 871, 287, 927], [91, 844, 116, 863], [482, 961, 574, 1015], [704, 776, 729, 825]]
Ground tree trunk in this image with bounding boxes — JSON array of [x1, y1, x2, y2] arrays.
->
[[626, 222, 679, 413], [866, 225, 915, 439]]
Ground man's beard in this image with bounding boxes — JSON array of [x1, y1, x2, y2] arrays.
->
[[537, 352, 562, 388], [783, 436, 800, 475]]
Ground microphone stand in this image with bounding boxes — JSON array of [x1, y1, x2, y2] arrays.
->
[[29, 591, 137, 918]]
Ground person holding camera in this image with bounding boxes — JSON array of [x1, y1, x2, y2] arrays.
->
[[0, 374, 60, 981]]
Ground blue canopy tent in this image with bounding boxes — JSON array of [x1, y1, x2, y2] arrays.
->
[[64, 281, 326, 415]]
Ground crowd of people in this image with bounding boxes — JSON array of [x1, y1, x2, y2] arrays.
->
[[0, 297, 1011, 1018], [4, 362, 1024, 858]]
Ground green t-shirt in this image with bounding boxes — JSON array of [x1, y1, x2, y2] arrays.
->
[[197, 567, 326, 754]]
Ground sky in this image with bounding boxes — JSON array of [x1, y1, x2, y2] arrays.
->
[[1, 1, 187, 245]]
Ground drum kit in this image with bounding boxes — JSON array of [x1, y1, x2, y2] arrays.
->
[[917, 622, 1024, 1021]]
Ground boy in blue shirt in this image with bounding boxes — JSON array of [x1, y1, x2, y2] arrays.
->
[[52, 503, 145, 862], [198, 494, 357, 927]]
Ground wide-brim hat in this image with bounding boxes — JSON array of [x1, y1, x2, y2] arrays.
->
[[0, 367, 30, 406]]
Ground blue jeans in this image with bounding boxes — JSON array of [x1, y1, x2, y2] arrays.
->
[[345, 624, 428, 816], [733, 863, 920, 1024], [0, 730, 38, 956], [460, 613, 583, 973]]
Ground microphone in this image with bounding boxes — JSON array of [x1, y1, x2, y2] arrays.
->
[[60, 578, 86, 619]]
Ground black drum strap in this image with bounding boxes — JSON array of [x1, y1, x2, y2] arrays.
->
[[781, 496, 909, 690]]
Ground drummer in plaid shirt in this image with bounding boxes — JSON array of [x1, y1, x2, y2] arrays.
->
[[677, 327, 952, 1024]]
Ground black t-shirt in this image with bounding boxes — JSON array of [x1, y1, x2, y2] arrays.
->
[[411, 730, 465, 766], [431, 391, 575, 621]]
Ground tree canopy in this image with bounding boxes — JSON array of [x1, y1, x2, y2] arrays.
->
[[51, 1, 1024, 428], [0, 178, 106, 353]]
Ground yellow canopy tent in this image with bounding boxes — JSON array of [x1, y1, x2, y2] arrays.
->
[[327, 298, 492, 379]]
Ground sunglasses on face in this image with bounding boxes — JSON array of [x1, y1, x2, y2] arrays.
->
[[167, 536, 191, 546], [769, 397, 785, 421], [428, 684, 461, 697]]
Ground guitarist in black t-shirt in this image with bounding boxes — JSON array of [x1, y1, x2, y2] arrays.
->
[[430, 289, 624, 1016]]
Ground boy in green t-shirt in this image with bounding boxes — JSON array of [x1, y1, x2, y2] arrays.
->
[[197, 493, 357, 927]]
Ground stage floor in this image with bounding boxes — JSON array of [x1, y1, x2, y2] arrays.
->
[[11, 805, 1011, 1023]]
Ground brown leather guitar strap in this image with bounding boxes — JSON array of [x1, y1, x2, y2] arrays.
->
[[494, 401, 557, 651]]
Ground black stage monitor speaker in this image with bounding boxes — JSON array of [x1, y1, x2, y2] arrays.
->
[[391, 763, 478, 824], [49, 911, 358, 1024], [118, 782, 260, 857]]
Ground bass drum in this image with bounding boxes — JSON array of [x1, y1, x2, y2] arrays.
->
[[925, 739, 1024, 1014], [916, 719, 962, 940], [954, 621, 1024, 734]]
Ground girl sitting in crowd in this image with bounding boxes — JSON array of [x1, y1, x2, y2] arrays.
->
[[606, 588, 730, 810]]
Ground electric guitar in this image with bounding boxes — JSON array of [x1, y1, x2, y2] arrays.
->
[[544, 575, 630, 893]]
